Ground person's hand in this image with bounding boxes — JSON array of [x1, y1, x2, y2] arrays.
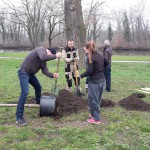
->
[[66, 58, 73, 62], [73, 57, 79, 61], [56, 52, 62, 58], [53, 73, 59, 79]]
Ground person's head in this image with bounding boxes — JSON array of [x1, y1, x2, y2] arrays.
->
[[67, 39, 74, 49], [104, 40, 110, 46], [47, 47, 56, 55], [84, 40, 95, 64]]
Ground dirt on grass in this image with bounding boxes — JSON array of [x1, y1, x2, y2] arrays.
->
[[118, 93, 150, 111], [52, 89, 115, 118]]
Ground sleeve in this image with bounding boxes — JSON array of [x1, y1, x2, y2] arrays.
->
[[37, 48, 56, 61], [74, 49, 79, 60], [62, 49, 73, 63], [80, 62, 93, 78], [104, 57, 109, 67], [103, 49, 109, 61], [41, 63, 54, 78]]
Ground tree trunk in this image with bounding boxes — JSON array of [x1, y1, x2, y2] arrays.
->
[[64, 0, 86, 67]]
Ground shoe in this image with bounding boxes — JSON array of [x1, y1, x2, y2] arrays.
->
[[86, 88, 88, 93], [35, 112, 40, 116], [80, 91, 86, 96], [103, 89, 111, 92], [87, 118, 101, 124], [16, 118, 27, 126], [66, 87, 71, 91], [88, 114, 92, 118]]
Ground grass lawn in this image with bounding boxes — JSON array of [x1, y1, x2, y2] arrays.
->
[[0, 52, 150, 150]]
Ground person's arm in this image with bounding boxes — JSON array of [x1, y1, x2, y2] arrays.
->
[[41, 63, 54, 78], [74, 49, 79, 61], [80, 62, 93, 78], [104, 57, 109, 67], [103, 49, 109, 61], [62, 49, 73, 63], [37, 48, 56, 61]]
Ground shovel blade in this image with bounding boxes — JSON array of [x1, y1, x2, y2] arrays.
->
[[76, 86, 81, 97]]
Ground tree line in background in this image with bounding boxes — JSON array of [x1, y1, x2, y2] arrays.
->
[[0, 0, 150, 50]]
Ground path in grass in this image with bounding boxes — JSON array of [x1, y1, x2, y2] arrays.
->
[[1, 56, 150, 63]]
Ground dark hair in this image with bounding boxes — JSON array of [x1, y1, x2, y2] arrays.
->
[[85, 41, 95, 64], [47, 47, 56, 54], [68, 39, 74, 42]]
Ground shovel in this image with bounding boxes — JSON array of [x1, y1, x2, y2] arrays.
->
[[54, 58, 60, 93], [51, 47, 63, 95], [74, 61, 81, 97], [51, 58, 60, 95]]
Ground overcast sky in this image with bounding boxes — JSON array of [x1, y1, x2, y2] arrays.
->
[[0, 0, 149, 19], [83, 0, 149, 15]]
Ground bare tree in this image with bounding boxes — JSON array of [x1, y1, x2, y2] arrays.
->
[[0, 10, 7, 42], [2, 0, 46, 48], [83, 0, 105, 42], [64, 0, 86, 66], [45, 0, 64, 47]]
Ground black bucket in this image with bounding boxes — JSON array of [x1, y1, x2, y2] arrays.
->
[[40, 95, 57, 117]]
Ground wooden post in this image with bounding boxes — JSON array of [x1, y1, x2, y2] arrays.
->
[[0, 104, 40, 108]]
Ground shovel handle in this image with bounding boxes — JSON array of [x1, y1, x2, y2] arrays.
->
[[54, 58, 60, 92], [54, 48, 63, 93]]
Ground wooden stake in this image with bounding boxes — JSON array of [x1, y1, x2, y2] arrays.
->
[[0, 104, 40, 107]]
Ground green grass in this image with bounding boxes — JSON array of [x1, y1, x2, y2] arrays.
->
[[0, 53, 150, 150], [0, 52, 150, 61], [112, 55, 150, 61], [0, 51, 29, 58]]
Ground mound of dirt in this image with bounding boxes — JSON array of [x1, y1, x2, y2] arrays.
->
[[53, 89, 115, 118], [54, 89, 87, 117], [118, 93, 150, 111], [8, 89, 115, 118], [101, 99, 115, 107], [131, 93, 146, 98]]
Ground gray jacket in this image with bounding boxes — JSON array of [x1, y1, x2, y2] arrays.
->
[[103, 46, 113, 65], [20, 47, 56, 78]]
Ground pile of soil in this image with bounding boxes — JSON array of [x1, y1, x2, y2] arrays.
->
[[101, 99, 115, 107], [53, 89, 115, 118], [55, 89, 87, 117], [9, 89, 115, 118], [118, 93, 150, 111]]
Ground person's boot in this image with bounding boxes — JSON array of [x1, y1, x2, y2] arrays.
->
[[85, 84, 88, 93], [66, 87, 72, 92]]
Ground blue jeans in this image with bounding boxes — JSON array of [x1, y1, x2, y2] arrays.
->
[[104, 65, 111, 91], [88, 79, 105, 121], [86, 76, 90, 85], [16, 69, 42, 119]]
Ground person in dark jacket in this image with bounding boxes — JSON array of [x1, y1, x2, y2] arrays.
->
[[84, 41, 95, 93], [81, 41, 109, 124], [103, 40, 113, 92], [16, 47, 62, 126]]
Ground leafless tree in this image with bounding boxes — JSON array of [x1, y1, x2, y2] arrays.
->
[[64, 0, 86, 66], [0, 9, 7, 43], [45, 0, 64, 47], [83, 0, 105, 42], [2, 0, 46, 48]]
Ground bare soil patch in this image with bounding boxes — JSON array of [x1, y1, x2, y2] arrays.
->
[[118, 93, 150, 111]]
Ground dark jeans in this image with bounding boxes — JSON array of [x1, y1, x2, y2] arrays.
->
[[65, 73, 80, 88], [86, 76, 90, 85], [16, 69, 41, 119], [88, 79, 105, 121], [104, 65, 111, 91]]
